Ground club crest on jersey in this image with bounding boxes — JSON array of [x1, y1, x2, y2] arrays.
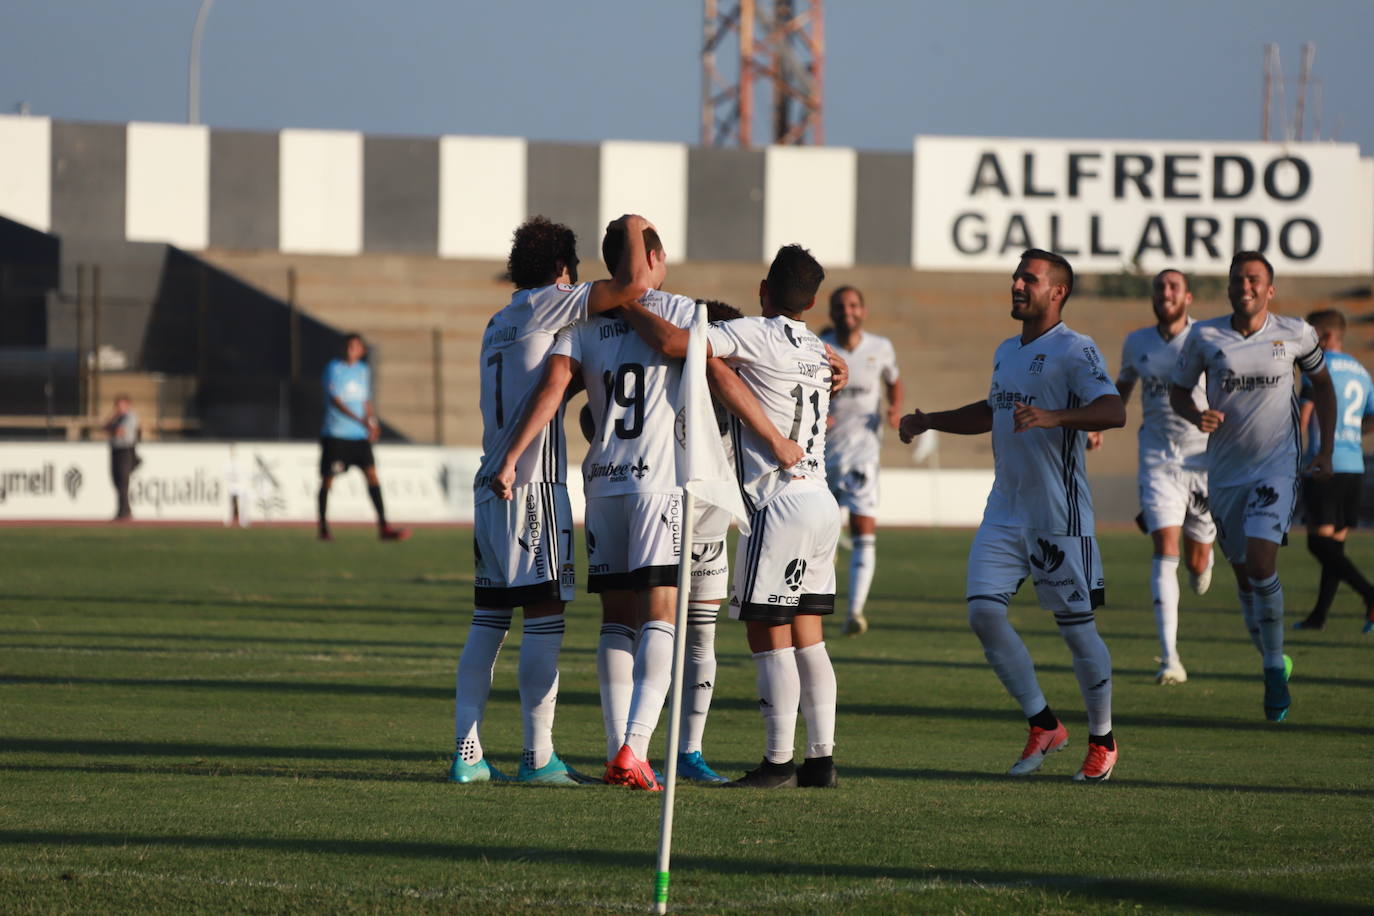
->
[[557, 283, 574, 292], [1028, 354, 1046, 375], [1271, 340, 1287, 360]]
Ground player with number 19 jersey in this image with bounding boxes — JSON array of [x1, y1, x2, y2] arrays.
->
[[472, 282, 591, 606], [553, 289, 698, 589], [707, 315, 840, 621]]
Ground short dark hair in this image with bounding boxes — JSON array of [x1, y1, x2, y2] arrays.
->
[[1020, 248, 1074, 304], [508, 216, 579, 289], [1230, 250, 1274, 283], [697, 298, 742, 323], [1306, 308, 1346, 336], [344, 332, 363, 345], [602, 225, 663, 276], [766, 245, 825, 315], [1153, 268, 1190, 291], [828, 285, 863, 308]]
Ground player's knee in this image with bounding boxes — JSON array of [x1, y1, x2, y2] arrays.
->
[[967, 599, 1007, 637]]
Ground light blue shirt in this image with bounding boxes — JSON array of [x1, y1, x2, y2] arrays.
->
[[1302, 350, 1374, 474], [322, 358, 371, 440]]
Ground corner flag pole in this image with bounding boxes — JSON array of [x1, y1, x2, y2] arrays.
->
[[654, 487, 696, 914]]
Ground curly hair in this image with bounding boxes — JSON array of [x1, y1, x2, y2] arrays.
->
[[765, 245, 825, 315], [697, 298, 742, 323], [507, 216, 579, 289]]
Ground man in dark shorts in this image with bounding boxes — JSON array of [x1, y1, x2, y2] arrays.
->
[[318, 333, 409, 541], [1293, 310, 1374, 633]]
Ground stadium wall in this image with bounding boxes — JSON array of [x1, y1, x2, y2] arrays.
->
[[0, 442, 993, 527], [8, 114, 1367, 274]]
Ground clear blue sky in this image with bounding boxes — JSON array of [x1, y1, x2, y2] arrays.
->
[[3, 0, 1369, 153]]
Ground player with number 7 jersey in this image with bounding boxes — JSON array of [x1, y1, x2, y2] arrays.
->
[[448, 215, 652, 789]]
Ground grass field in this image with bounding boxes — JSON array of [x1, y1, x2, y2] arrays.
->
[[2, 525, 1373, 914]]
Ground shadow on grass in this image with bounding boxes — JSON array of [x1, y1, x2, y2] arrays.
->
[[0, 829, 1364, 914], [0, 593, 451, 618]]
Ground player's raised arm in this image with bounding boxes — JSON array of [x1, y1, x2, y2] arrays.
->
[[489, 355, 578, 499], [706, 358, 803, 469], [619, 299, 693, 358], [586, 215, 654, 314], [899, 400, 993, 442]]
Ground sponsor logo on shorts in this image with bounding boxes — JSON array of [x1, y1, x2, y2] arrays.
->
[[1029, 538, 1065, 573], [691, 541, 725, 564], [1249, 485, 1279, 509], [586, 529, 597, 553], [784, 558, 808, 592], [1067, 589, 1084, 602], [589, 563, 611, 574], [767, 593, 800, 606], [660, 498, 683, 554], [521, 491, 546, 577], [1035, 576, 1076, 588]]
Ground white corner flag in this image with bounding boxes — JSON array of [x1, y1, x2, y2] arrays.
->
[[654, 303, 749, 913]]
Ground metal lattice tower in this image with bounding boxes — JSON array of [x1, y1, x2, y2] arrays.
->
[[701, 0, 824, 147]]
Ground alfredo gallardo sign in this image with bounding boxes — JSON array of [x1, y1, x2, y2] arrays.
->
[[912, 136, 1372, 276]]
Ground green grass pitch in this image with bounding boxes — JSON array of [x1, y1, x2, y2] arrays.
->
[[2, 525, 1372, 913]]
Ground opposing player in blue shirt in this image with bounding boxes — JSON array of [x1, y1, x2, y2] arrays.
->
[[1294, 310, 1374, 633], [318, 333, 409, 542]]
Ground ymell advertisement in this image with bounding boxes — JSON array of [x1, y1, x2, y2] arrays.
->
[[912, 136, 1372, 276]]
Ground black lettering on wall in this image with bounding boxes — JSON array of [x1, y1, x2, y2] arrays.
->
[[1183, 216, 1222, 259], [999, 213, 1033, 254], [1048, 214, 1080, 256], [1264, 156, 1311, 201], [1114, 154, 1154, 199], [1278, 218, 1320, 259], [969, 153, 1011, 196], [1213, 155, 1254, 199], [952, 212, 989, 254], [1067, 152, 1101, 198], [1089, 214, 1120, 257], [1022, 153, 1054, 198], [1233, 216, 1270, 253], [1163, 155, 1201, 199], [1133, 216, 1174, 260]]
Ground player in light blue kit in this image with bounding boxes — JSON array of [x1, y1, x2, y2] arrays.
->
[[318, 333, 409, 542], [1292, 309, 1374, 633]]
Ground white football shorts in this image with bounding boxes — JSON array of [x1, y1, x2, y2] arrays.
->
[[729, 480, 840, 624], [1139, 463, 1215, 542], [473, 483, 575, 608], [584, 491, 683, 592], [688, 538, 730, 603], [826, 456, 880, 518], [966, 522, 1105, 621], [1209, 477, 1298, 565]]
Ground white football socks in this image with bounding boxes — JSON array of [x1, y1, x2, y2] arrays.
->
[[680, 604, 718, 755], [624, 620, 675, 760], [597, 622, 635, 761], [518, 614, 564, 771], [1250, 573, 1286, 669], [453, 608, 512, 763], [967, 599, 1046, 717], [753, 646, 801, 764], [1151, 554, 1181, 666], [1059, 619, 1114, 737], [1238, 587, 1264, 654], [848, 534, 876, 621], [794, 641, 837, 759]]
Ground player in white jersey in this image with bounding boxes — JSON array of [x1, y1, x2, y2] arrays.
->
[[820, 286, 903, 637], [1170, 251, 1335, 723], [448, 214, 653, 786], [1109, 270, 1216, 685], [901, 249, 1126, 781], [621, 244, 846, 789], [493, 230, 799, 790]]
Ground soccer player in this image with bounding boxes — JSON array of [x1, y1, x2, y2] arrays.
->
[[449, 214, 653, 785], [1292, 309, 1374, 633], [1111, 270, 1216, 685], [619, 244, 845, 790], [900, 249, 1126, 781], [494, 233, 797, 790], [1170, 251, 1335, 722], [820, 286, 902, 636], [317, 333, 409, 542]]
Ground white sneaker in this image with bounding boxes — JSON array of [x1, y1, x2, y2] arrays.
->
[[1188, 560, 1213, 596], [1156, 661, 1188, 685], [842, 615, 868, 636]]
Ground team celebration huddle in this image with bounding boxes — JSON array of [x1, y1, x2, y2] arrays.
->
[[447, 211, 1351, 790]]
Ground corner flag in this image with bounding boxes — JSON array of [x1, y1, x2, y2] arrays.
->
[[655, 302, 749, 912]]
